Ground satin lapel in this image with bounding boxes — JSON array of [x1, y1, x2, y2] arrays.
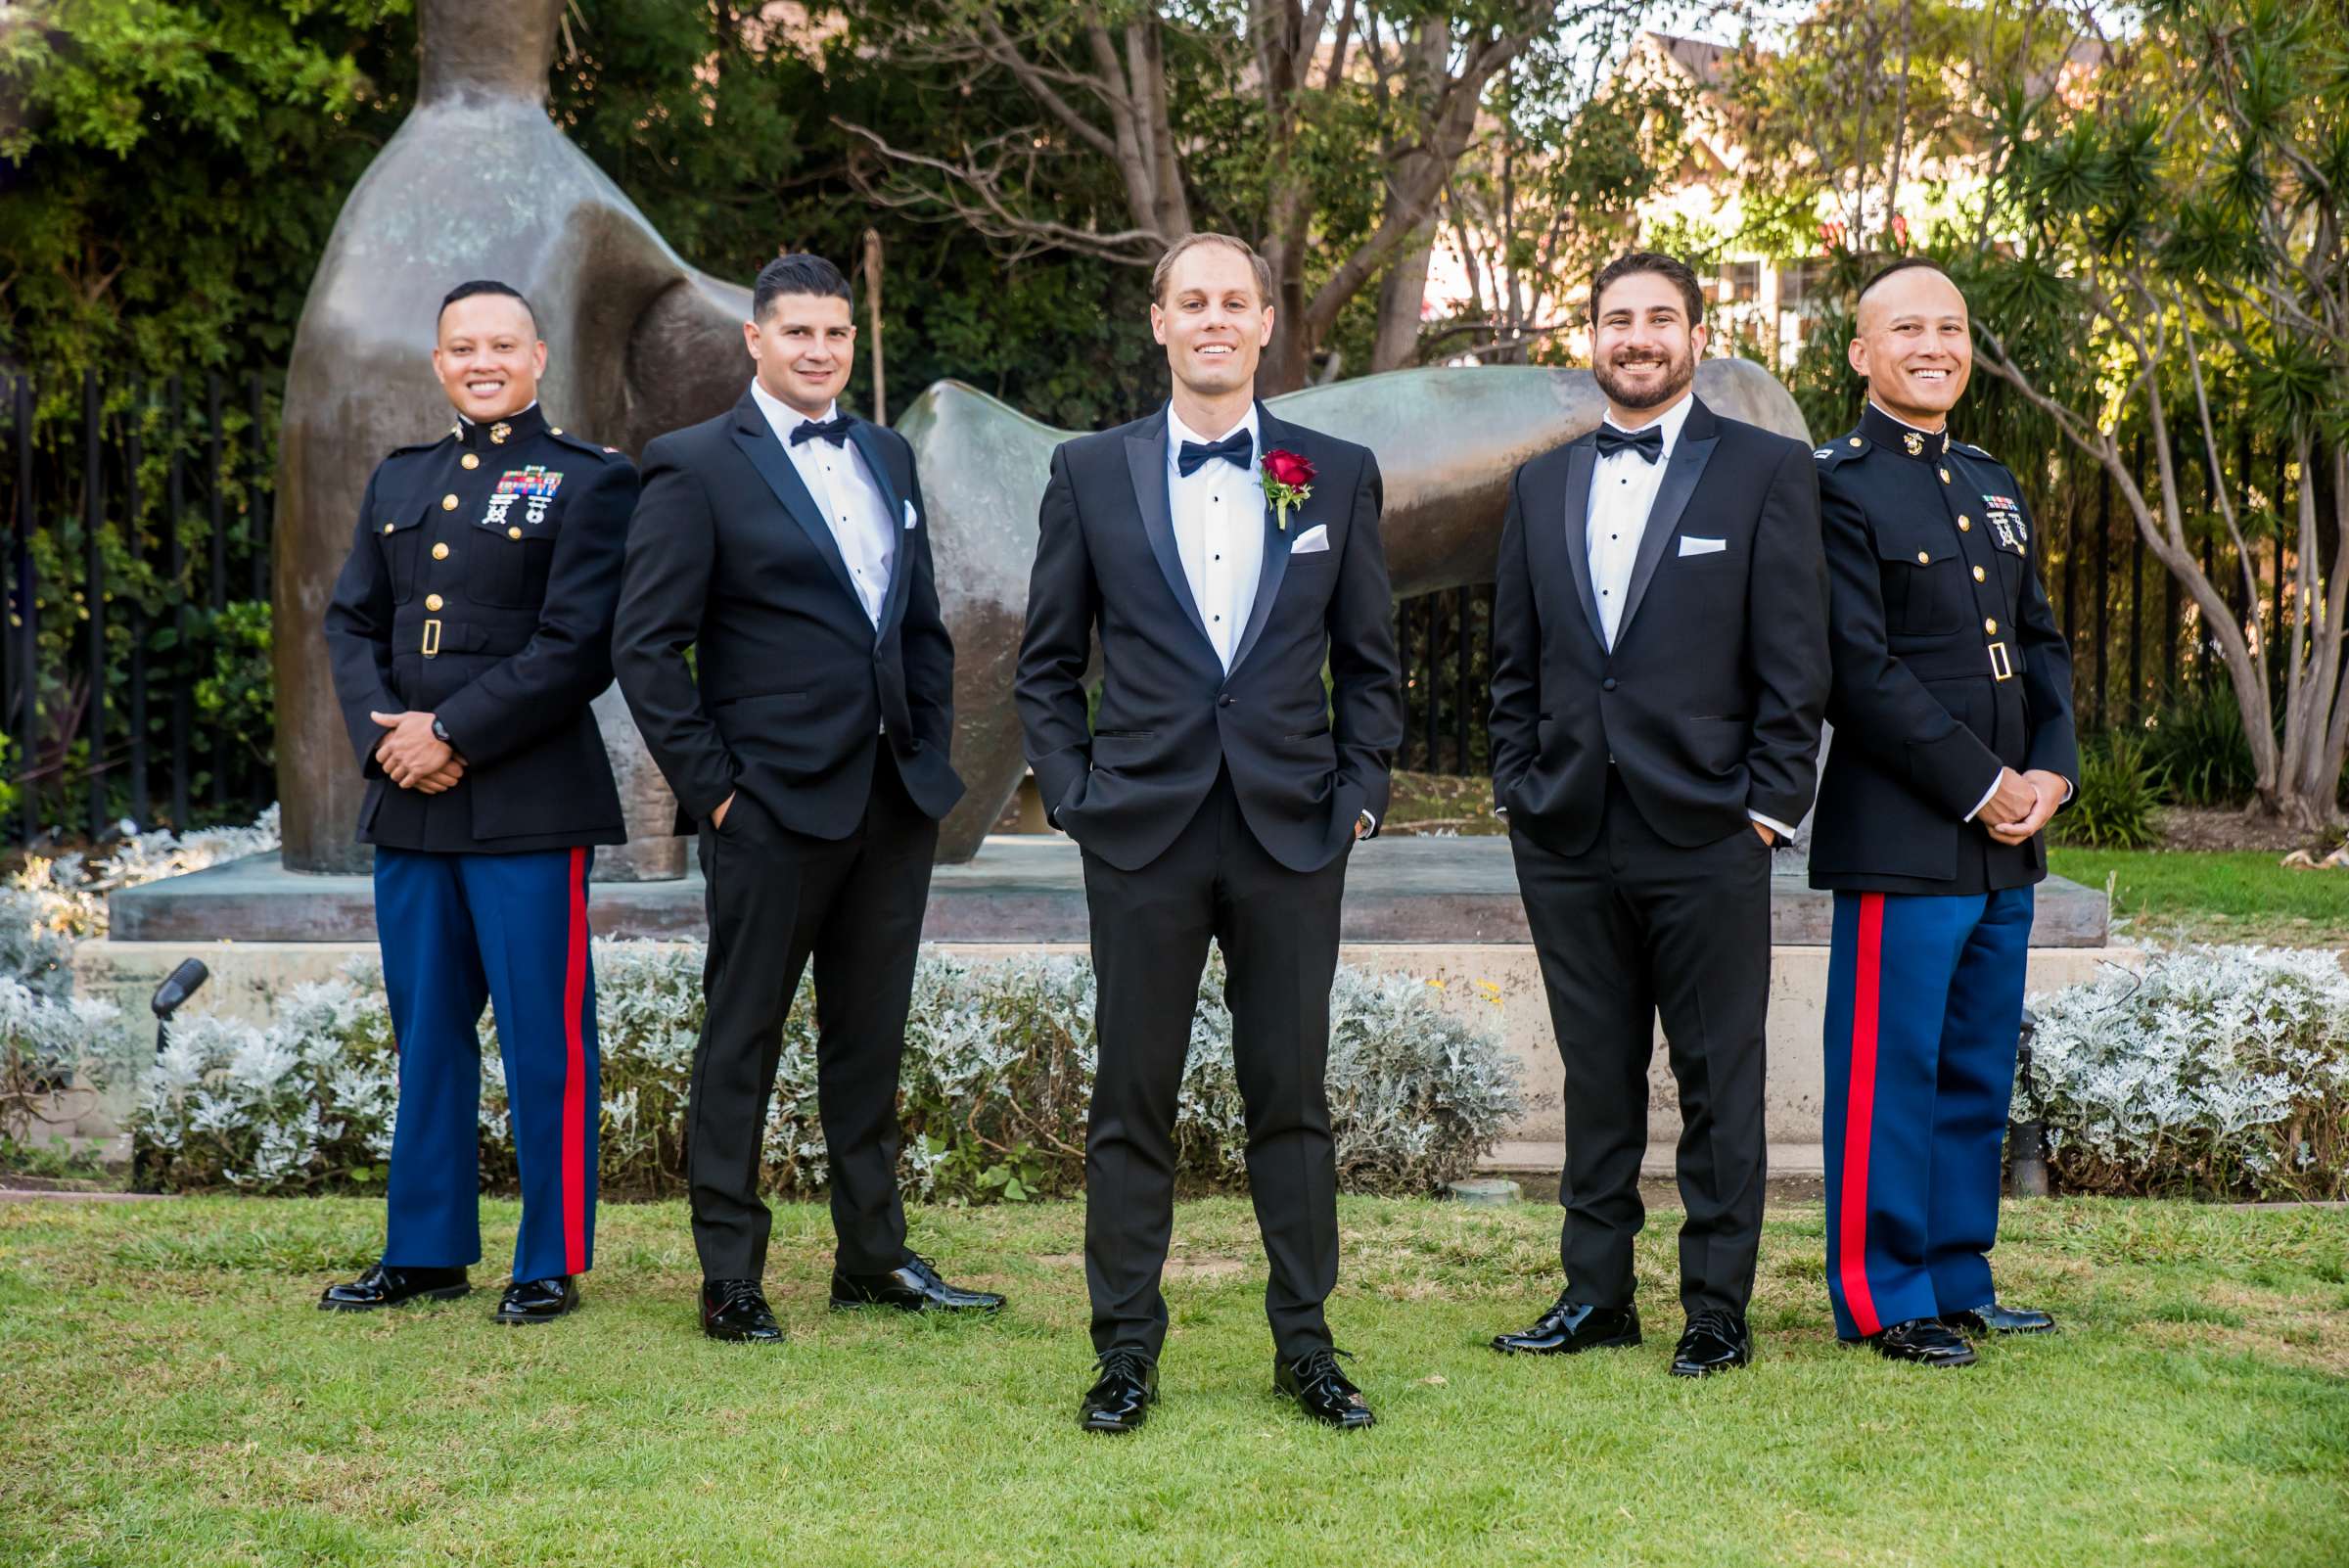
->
[[731, 407, 863, 613], [1616, 406, 1720, 640], [845, 419, 912, 638], [1226, 406, 1300, 675], [1124, 415, 1216, 653], [1555, 441, 1607, 648]]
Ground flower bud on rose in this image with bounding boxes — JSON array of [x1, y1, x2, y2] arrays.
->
[[1264, 449, 1315, 489]]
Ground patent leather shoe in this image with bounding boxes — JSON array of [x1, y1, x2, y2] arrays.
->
[[702, 1278, 785, 1343], [1669, 1309, 1752, 1377], [1942, 1301, 2055, 1335], [1867, 1316, 1978, 1366], [1491, 1296, 1641, 1356], [318, 1263, 469, 1313], [1275, 1348, 1376, 1429], [1079, 1350, 1158, 1434], [493, 1275, 578, 1324], [830, 1252, 1005, 1314]]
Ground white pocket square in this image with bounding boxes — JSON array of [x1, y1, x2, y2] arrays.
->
[[902, 500, 919, 530], [1290, 524, 1330, 554], [1678, 535, 1727, 557]]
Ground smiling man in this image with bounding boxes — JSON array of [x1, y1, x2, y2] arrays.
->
[[319, 280, 638, 1325], [1486, 252, 1828, 1378], [1016, 232, 1402, 1433], [612, 254, 1001, 1344], [1808, 256, 2078, 1367]]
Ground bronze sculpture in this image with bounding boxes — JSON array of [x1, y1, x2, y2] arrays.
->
[[274, 0, 1810, 870]]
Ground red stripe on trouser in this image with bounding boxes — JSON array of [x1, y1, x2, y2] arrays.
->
[[562, 847, 589, 1273], [1838, 893, 1885, 1337]]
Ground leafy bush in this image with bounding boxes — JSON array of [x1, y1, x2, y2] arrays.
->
[[2016, 945, 2349, 1201], [0, 975, 125, 1157], [2051, 732, 2165, 849], [2139, 686, 2261, 807], [131, 944, 1525, 1202]]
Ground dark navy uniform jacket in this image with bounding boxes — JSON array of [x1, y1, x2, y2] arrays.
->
[[323, 401, 638, 853], [1808, 402, 2079, 896]]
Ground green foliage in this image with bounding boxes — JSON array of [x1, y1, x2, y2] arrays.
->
[[2142, 685, 2263, 807], [2053, 732, 2166, 850], [192, 600, 274, 767]]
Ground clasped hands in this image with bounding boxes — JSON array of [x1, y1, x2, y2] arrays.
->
[[1981, 765, 2066, 846], [371, 710, 464, 794]]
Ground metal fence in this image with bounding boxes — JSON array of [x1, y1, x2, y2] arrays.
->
[[0, 370, 279, 845]]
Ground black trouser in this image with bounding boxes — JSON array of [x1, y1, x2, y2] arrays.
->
[[1511, 769, 1773, 1317], [688, 749, 937, 1281], [1080, 770, 1350, 1362]]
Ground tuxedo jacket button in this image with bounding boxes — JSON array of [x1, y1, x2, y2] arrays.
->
[[1602, 677, 1618, 691]]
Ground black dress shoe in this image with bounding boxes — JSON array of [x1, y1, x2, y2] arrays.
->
[[1867, 1316, 1978, 1366], [318, 1263, 470, 1313], [1079, 1350, 1158, 1435], [1670, 1309, 1752, 1377], [830, 1253, 1006, 1314], [701, 1278, 784, 1343], [1942, 1301, 2056, 1335], [1491, 1296, 1641, 1356], [1275, 1348, 1376, 1429], [493, 1275, 578, 1325]]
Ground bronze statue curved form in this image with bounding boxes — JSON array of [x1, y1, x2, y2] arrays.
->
[[902, 357, 1809, 858], [274, 0, 1812, 869], [273, 0, 757, 874]]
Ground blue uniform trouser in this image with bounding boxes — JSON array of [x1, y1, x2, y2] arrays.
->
[[376, 846, 598, 1283], [1822, 886, 2032, 1339]]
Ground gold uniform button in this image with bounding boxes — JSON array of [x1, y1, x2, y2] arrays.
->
[[425, 594, 444, 612], [1985, 618, 1999, 634], [549, 427, 563, 436], [1848, 437, 1864, 447], [382, 523, 395, 534], [508, 526, 523, 540], [1916, 550, 1931, 564], [432, 543, 449, 561], [1939, 467, 1952, 484], [460, 453, 480, 470], [440, 493, 459, 511], [1973, 566, 1987, 582], [1958, 517, 1972, 531]]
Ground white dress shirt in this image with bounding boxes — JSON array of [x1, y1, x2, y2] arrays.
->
[[1166, 403, 1267, 672], [1583, 392, 1793, 842], [749, 381, 895, 627]]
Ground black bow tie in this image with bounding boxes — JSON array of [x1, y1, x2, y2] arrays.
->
[[790, 414, 853, 447], [1176, 429, 1254, 477], [1594, 423, 1665, 464]]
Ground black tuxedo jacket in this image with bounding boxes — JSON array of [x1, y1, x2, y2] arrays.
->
[[611, 389, 962, 838], [1489, 395, 1829, 856], [1015, 402, 1403, 874]]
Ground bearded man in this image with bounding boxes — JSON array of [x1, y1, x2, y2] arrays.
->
[[1485, 252, 1830, 1378]]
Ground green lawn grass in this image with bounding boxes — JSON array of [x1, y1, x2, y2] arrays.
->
[[3, 1195, 2344, 1567], [2049, 849, 2349, 946]]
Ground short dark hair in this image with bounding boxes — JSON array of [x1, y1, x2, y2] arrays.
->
[[1588, 252, 1705, 326], [1856, 254, 1958, 306], [438, 279, 537, 333], [753, 254, 853, 321]]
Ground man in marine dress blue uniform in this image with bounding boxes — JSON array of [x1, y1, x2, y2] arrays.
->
[[1809, 256, 2079, 1366], [318, 280, 639, 1324]]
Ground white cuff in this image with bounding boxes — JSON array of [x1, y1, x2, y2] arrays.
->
[[1962, 771, 2004, 822], [1358, 808, 1378, 835], [1747, 809, 1798, 841]]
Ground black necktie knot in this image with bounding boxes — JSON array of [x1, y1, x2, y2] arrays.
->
[[1594, 424, 1665, 464], [1176, 430, 1254, 477], [790, 414, 853, 447]]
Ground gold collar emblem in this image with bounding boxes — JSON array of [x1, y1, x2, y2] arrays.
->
[[1902, 431, 1924, 457], [490, 421, 513, 445]]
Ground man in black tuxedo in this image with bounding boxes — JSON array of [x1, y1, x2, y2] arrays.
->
[[1487, 252, 1828, 1377], [613, 254, 1003, 1342], [1016, 233, 1403, 1433]]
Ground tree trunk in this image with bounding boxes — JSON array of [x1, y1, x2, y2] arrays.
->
[[1369, 222, 1437, 372]]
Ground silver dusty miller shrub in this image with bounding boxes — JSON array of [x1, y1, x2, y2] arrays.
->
[[2016, 945, 2349, 1200], [132, 942, 1524, 1201]]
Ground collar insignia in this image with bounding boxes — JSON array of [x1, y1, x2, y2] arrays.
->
[[489, 420, 512, 445], [1902, 431, 1924, 457]]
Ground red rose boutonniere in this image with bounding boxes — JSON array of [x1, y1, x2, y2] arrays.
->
[[1260, 448, 1315, 530]]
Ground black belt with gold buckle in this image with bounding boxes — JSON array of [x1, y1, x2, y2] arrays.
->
[[421, 618, 441, 658], [1988, 640, 2013, 681]]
